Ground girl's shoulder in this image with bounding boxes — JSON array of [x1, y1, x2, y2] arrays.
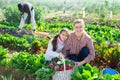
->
[[48, 38, 54, 44]]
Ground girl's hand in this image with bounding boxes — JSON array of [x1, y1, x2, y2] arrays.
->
[[58, 53, 64, 59]]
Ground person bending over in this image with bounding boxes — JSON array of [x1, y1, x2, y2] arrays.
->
[[18, 2, 36, 31]]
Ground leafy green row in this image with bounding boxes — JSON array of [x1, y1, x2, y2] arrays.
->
[[86, 25, 120, 44], [11, 52, 54, 80], [11, 52, 46, 74], [94, 43, 120, 69], [0, 46, 8, 65], [0, 34, 30, 51], [40, 23, 120, 44], [0, 21, 120, 44], [0, 33, 49, 54], [71, 64, 120, 80]]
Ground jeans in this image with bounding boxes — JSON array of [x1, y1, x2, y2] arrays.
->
[[67, 47, 89, 62]]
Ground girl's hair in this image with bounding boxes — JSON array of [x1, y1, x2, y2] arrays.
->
[[73, 19, 85, 26], [52, 28, 69, 51]]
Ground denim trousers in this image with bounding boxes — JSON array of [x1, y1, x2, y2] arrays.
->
[[67, 47, 89, 62]]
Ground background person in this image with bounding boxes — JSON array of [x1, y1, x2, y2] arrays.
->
[[18, 2, 36, 31]]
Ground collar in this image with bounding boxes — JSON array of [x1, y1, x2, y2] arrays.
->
[[57, 37, 64, 44]]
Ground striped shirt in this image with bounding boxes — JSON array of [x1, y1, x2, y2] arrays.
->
[[62, 32, 95, 63]]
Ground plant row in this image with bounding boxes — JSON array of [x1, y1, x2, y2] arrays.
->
[[0, 34, 49, 54]]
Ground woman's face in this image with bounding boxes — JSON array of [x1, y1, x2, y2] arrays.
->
[[74, 23, 84, 34], [59, 31, 68, 42]]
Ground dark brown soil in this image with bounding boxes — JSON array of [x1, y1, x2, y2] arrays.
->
[[0, 28, 51, 39]]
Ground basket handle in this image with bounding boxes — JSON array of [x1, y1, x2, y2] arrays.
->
[[61, 56, 66, 71]]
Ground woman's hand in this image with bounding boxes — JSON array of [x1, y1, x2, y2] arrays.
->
[[75, 60, 86, 66]]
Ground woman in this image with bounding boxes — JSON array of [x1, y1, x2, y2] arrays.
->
[[62, 19, 95, 66], [45, 28, 69, 61]]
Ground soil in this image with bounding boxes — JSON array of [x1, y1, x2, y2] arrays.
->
[[0, 28, 51, 39], [90, 61, 120, 73]]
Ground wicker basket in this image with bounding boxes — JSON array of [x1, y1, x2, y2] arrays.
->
[[52, 70, 72, 80], [52, 56, 73, 80]]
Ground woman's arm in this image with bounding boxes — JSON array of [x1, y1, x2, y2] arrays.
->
[[77, 37, 95, 66], [84, 38, 95, 63]]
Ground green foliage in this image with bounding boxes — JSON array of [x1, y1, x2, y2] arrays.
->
[[103, 74, 120, 80], [71, 64, 102, 80], [90, 18, 120, 28], [3, 6, 44, 26], [94, 43, 120, 69], [0, 46, 8, 61], [100, 14, 105, 18], [3, 6, 21, 24], [0, 34, 30, 51], [106, 45, 120, 68], [37, 22, 72, 34], [106, 20, 118, 28], [1, 75, 26, 80], [0, 46, 8, 66], [0, 0, 6, 9], [34, 7, 44, 23], [98, 18, 106, 26], [31, 40, 42, 48], [38, 38, 49, 48], [86, 24, 120, 43], [35, 67, 55, 80], [0, 59, 11, 68], [11, 52, 46, 74], [30, 40, 42, 54], [1, 75, 15, 80], [23, 35, 36, 43], [0, 21, 18, 27]]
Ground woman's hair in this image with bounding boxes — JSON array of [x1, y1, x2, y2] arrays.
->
[[74, 19, 86, 42], [52, 28, 69, 51], [73, 19, 85, 26]]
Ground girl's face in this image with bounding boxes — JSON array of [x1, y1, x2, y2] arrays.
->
[[59, 31, 68, 42], [74, 23, 84, 34]]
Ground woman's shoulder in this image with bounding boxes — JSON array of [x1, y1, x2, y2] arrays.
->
[[69, 32, 75, 37], [67, 32, 75, 40], [85, 33, 92, 40]]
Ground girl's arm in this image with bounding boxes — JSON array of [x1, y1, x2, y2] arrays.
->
[[45, 41, 59, 61]]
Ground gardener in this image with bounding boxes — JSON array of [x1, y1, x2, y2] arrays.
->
[[62, 19, 95, 66], [17, 2, 36, 32]]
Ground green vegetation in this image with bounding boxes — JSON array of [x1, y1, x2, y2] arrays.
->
[[71, 64, 120, 80], [0, 0, 120, 79]]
